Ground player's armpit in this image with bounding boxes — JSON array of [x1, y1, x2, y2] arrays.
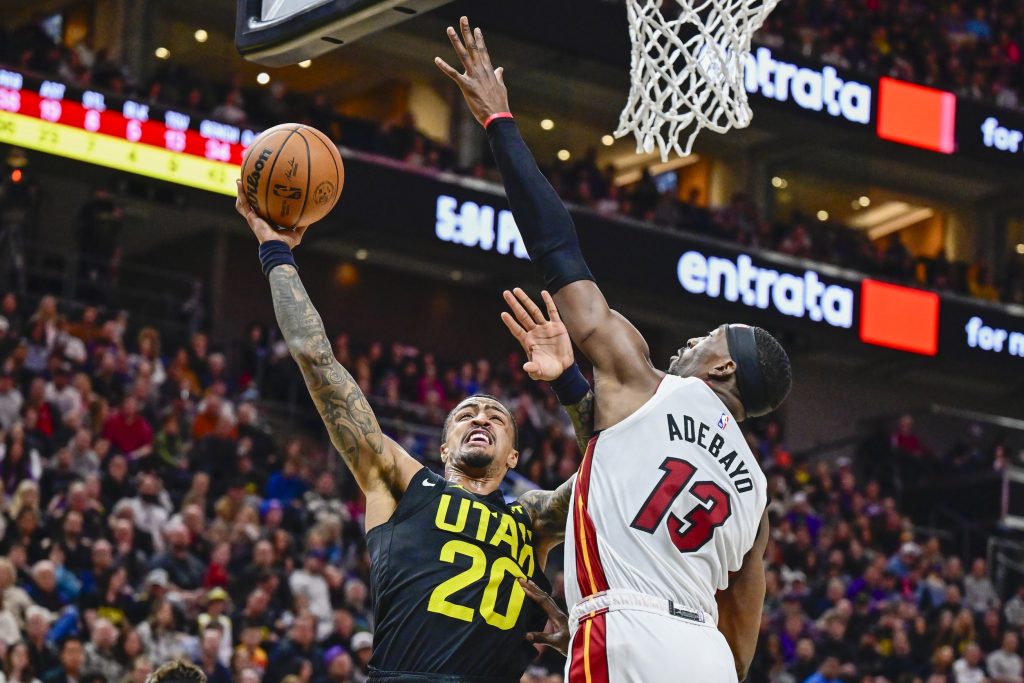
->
[[268, 265, 421, 523], [518, 474, 576, 563], [715, 509, 770, 682]]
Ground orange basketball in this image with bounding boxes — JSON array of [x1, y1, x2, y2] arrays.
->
[[240, 123, 344, 230]]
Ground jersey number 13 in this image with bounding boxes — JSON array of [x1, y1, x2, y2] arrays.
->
[[630, 457, 732, 552]]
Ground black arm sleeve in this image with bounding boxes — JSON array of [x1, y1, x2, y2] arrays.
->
[[486, 118, 594, 292]]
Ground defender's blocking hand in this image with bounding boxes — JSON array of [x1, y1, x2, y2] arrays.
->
[[434, 16, 511, 127], [501, 288, 575, 382]]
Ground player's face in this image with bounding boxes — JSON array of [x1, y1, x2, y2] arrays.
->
[[441, 398, 518, 473], [667, 324, 733, 379]]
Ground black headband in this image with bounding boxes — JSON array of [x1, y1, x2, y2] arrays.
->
[[725, 325, 773, 418]]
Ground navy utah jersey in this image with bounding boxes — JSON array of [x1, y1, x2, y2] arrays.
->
[[367, 467, 551, 682]]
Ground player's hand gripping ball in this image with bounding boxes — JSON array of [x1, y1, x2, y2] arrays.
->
[[240, 123, 345, 230]]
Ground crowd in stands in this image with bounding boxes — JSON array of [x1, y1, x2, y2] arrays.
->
[[2, 16, 1024, 307], [757, 0, 1024, 112], [0, 277, 1016, 683]]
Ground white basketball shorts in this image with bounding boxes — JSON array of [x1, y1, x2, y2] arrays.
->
[[565, 590, 738, 683]]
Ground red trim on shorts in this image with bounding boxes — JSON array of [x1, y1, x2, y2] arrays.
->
[[568, 611, 609, 683], [573, 434, 609, 598]]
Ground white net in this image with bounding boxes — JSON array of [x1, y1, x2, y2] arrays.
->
[[616, 0, 780, 160]]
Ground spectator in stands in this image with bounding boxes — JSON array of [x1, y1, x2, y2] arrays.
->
[[46, 636, 85, 683], [952, 642, 987, 683], [148, 522, 203, 591], [963, 558, 1000, 613], [266, 614, 323, 682], [195, 623, 231, 683], [1004, 585, 1024, 629], [82, 617, 123, 682], [987, 632, 1022, 683], [212, 89, 248, 127]]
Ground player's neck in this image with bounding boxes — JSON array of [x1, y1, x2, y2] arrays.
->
[[706, 382, 746, 422], [444, 466, 503, 496]]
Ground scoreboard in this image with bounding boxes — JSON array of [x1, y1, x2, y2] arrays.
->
[[0, 67, 255, 196]]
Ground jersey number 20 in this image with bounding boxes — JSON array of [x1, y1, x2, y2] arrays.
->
[[630, 457, 732, 552]]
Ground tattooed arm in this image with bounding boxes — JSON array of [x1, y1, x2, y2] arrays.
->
[[565, 389, 595, 454], [236, 184, 421, 529], [518, 474, 576, 563], [516, 388, 594, 558]]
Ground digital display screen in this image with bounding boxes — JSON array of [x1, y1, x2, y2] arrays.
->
[[0, 67, 254, 195]]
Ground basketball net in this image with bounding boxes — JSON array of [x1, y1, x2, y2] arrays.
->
[[616, 0, 779, 161]]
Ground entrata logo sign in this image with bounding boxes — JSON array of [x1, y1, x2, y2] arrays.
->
[[676, 251, 855, 328], [744, 47, 873, 125]]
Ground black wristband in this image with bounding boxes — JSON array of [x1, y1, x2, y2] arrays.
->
[[549, 363, 589, 406], [259, 241, 296, 277]]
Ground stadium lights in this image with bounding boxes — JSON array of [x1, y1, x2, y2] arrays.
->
[[540, 119, 555, 131], [194, 29, 209, 43], [817, 210, 829, 222], [154, 47, 170, 60], [602, 135, 615, 146], [257, 72, 271, 85], [557, 149, 571, 161], [298, 60, 313, 68]]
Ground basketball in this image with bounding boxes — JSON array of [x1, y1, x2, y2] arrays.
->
[[240, 123, 345, 230]]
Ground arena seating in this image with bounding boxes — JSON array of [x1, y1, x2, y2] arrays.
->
[[0, 284, 1019, 682]]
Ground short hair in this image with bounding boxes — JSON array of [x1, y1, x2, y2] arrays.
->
[[441, 394, 518, 450], [147, 660, 206, 683], [753, 327, 792, 414]]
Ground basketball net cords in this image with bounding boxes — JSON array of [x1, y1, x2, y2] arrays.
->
[[616, 0, 779, 161]]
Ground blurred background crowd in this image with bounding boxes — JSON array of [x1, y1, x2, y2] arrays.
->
[[0, 287, 1013, 683]]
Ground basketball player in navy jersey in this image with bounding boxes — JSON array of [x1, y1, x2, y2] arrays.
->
[[438, 18, 792, 682], [236, 182, 582, 682]]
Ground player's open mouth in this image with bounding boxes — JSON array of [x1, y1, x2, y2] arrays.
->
[[464, 429, 492, 446]]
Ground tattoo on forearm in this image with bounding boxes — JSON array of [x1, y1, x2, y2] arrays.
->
[[565, 390, 595, 454], [268, 265, 386, 478], [519, 474, 575, 546]]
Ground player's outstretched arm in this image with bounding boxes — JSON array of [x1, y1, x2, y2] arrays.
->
[[235, 183, 421, 528], [715, 510, 770, 681], [499, 288, 592, 556], [436, 18, 660, 426]]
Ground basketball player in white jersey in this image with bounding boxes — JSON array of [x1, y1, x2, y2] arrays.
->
[[437, 18, 792, 682]]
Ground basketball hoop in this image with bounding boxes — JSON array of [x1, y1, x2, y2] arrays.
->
[[615, 0, 779, 161]]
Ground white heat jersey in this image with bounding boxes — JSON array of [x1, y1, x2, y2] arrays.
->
[[564, 374, 767, 622]]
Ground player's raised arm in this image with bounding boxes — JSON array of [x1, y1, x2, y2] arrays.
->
[[435, 18, 661, 427], [715, 510, 770, 681], [498, 288, 592, 558], [235, 182, 421, 529]]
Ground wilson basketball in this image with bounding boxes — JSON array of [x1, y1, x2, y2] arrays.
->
[[241, 123, 345, 230]]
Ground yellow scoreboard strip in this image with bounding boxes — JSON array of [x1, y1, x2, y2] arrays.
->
[[0, 110, 238, 196]]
